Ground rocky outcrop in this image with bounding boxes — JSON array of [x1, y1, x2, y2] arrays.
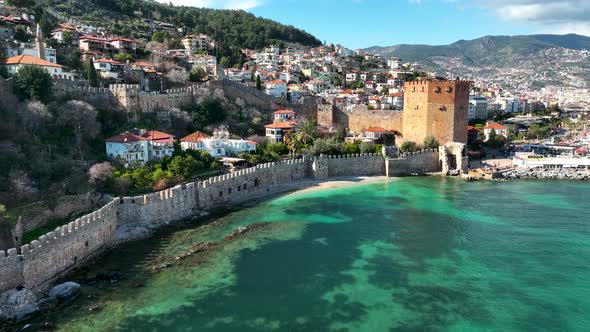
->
[[48, 282, 81, 302], [224, 223, 269, 241], [0, 289, 37, 320], [501, 168, 590, 180]]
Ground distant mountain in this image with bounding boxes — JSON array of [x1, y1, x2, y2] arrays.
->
[[364, 34, 590, 66]]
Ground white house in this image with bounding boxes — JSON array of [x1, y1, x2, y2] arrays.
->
[[180, 129, 256, 157], [483, 122, 508, 141], [273, 109, 296, 123], [0, 54, 72, 79], [364, 127, 389, 140], [105, 130, 175, 165], [51, 23, 79, 45], [265, 122, 298, 143], [94, 58, 126, 80], [265, 79, 287, 98], [385, 92, 404, 110]]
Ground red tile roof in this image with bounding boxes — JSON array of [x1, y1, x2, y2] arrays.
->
[[484, 122, 507, 130], [106, 130, 175, 143], [110, 37, 135, 43], [365, 126, 388, 133], [1, 54, 63, 68], [105, 132, 145, 143], [180, 131, 210, 143], [0, 15, 30, 24], [96, 58, 124, 65], [273, 109, 296, 115], [58, 23, 76, 30], [467, 126, 481, 132], [141, 130, 175, 141], [265, 122, 296, 129]]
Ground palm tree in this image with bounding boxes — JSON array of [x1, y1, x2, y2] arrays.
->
[[295, 119, 317, 147], [284, 131, 299, 159]]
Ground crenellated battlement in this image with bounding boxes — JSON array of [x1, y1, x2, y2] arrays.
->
[[109, 84, 141, 92], [404, 79, 471, 87], [400, 148, 439, 158], [318, 153, 382, 160]]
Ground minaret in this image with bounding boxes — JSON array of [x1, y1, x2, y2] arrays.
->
[[36, 23, 45, 60]]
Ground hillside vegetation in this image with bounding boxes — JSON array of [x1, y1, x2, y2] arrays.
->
[[38, 0, 321, 50]]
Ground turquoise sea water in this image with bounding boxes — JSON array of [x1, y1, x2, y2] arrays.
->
[[37, 178, 590, 331]]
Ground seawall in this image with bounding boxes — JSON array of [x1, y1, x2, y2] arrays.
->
[[0, 154, 405, 293]]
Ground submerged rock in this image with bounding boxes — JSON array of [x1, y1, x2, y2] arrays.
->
[[224, 223, 269, 241], [14, 304, 39, 323], [36, 296, 58, 311], [48, 282, 81, 301], [152, 263, 172, 272]]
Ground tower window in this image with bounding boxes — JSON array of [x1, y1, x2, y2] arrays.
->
[[434, 87, 441, 93], [446, 87, 453, 93]]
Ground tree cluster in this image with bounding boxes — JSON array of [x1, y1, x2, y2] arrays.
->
[[94, 149, 219, 196]]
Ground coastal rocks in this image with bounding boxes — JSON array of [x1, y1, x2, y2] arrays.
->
[[153, 241, 218, 271], [175, 242, 216, 260], [14, 304, 39, 323], [48, 282, 81, 302], [152, 263, 172, 272], [501, 168, 590, 181], [0, 289, 37, 320], [224, 223, 269, 241], [224, 227, 249, 240]]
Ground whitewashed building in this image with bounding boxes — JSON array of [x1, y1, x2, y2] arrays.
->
[[105, 130, 175, 165], [180, 129, 256, 157]]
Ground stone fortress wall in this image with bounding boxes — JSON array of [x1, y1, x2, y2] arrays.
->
[[386, 149, 440, 177], [52, 79, 320, 119], [53, 82, 195, 113], [0, 150, 464, 293], [317, 79, 471, 146]]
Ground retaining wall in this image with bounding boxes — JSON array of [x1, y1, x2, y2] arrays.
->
[[386, 149, 440, 177]]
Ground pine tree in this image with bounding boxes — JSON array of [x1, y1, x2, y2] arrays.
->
[[256, 75, 262, 90], [86, 58, 99, 87]]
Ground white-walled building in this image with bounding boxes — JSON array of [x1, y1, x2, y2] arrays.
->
[[483, 122, 508, 141], [469, 95, 489, 120], [0, 54, 73, 79], [364, 127, 389, 140], [180, 129, 256, 157], [105, 130, 175, 165], [265, 79, 287, 98], [273, 109, 296, 123], [93, 58, 125, 80]]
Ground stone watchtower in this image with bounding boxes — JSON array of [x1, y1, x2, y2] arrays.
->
[[402, 79, 471, 144]]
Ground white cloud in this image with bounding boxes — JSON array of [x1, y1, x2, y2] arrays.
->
[[540, 22, 590, 36], [457, 0, 590, 36], [155, 0, 263, 11]]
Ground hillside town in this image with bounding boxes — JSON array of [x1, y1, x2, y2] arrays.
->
[[1, 6, 589, 178]]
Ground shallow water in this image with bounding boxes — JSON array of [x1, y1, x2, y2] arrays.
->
[[38, 178, 590, 331]]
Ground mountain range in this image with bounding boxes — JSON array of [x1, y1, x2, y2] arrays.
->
[[364, 34, 590, 67]]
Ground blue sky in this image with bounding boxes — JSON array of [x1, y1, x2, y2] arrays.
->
[[159, 1, 590, 49]]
